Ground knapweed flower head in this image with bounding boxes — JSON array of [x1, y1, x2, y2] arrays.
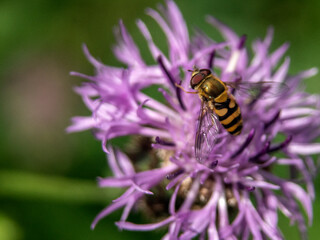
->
[[68, 1, 320, 239]]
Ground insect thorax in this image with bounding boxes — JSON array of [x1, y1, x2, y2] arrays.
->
[[201, 76, 226, 99]]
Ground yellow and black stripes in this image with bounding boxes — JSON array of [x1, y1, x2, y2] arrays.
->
[[214, 97, 242, 135]]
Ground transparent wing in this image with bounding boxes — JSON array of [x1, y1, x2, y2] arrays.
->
[[225, 81, 289, 99], [195, 100, 220, 163]]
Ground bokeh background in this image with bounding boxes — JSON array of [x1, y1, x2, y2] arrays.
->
[[0, 0, 319, 239]]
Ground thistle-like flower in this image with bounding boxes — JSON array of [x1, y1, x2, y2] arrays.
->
[[68, 1, 320, 239]]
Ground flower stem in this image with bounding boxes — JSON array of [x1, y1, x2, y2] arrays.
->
[[0, 170, 121, 204]]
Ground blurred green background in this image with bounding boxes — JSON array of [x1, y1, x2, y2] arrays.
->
[[0, 0, 319, 239]]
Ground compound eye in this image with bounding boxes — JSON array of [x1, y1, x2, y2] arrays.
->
[[190, 73, 205, 88], [200, 69, 211, 76]]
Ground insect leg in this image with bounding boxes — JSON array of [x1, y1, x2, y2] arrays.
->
[[175, 83, 198, 94]]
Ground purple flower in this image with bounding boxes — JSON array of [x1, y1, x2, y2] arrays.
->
[[68, 1, 320, 239]]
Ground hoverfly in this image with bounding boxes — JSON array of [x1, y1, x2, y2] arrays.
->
[[176, 67, 288, 162]]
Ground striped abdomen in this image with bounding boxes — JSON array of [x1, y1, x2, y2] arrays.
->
[[214, 95, 242, 135]]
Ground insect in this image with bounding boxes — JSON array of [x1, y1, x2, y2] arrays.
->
[[176, 67, 287, 162]]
